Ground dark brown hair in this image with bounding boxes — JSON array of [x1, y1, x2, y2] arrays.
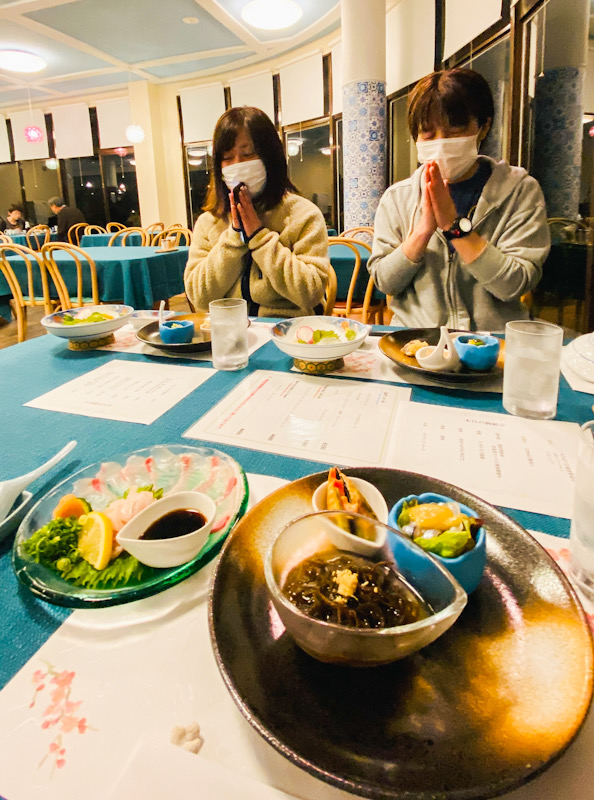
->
[[204, 106, 296, 217], [408, 68, 494, 141]]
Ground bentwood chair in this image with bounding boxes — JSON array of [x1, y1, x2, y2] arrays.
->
[[0, 233, 10, 244], [145, 222, 165, 236], [0, 244, 56, 341], [26, 225, 51, 249], [152, 227, 192, 247], [339, 226, 374, 245], [68, 223, 87, 246], [323, 264, 337, 315], [328, 237, 385, 325], [108, 227, 149, 246], [106, 222, 126, 232], [41, 242, 100, 310], [84, 224, 106, 235]]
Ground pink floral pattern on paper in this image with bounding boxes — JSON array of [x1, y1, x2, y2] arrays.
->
[[30, 662, 95, 773], [544, 545, 594, 633]]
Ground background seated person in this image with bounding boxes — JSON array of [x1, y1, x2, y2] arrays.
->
[[0, 204, 28, 233], [368, 68, 550, 332], [184, 106, 330, 318], [47, 196, 85, 243]]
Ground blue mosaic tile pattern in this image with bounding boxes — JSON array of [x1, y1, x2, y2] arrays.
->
[[533, 66, 584, 218], [342, 79, 387, 229]]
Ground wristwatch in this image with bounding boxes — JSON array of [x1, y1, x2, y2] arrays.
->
[[443, 216, 473, 241]]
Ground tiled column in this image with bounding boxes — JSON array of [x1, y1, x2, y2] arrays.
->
[[341, 0, 386, 230], [532, 0, 589, 218]]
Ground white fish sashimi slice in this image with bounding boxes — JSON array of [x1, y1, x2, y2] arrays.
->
[[103, 489, 156, 533]]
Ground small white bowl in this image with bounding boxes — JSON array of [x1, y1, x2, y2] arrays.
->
[[129, 309, 174, 331], [115, 491, 216, 568], [311, 477, 389, 555], [41, 304, 133, 342], [271, 316, 369, 362]]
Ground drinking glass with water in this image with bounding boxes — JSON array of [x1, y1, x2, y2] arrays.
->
[[502, 320, 563, 420], [209, 298, 249, 371]]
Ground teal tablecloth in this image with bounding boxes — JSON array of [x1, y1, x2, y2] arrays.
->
[[6, 232, 58, 250], [79, 232, 143, 247], [0, 327, 592, 689], [1, 245, 189, 311]]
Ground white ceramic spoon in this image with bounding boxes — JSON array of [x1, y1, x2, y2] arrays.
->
[[415, 326, 461, 372], [0, 440, 77, 523]]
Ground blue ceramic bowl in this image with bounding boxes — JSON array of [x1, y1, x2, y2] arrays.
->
[[388, 493, 487, 594], [453, 334, 500, 371], [159, 319, 195, 344]]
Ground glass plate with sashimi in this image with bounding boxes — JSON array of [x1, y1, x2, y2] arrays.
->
[[12, 445, 249, 608]]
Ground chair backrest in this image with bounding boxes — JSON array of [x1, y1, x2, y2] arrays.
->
[[0, 233, 11, 243], [0, 244, 54, 340], [106, 222, 126, 232], [324, 264, 337, 315], [152, 227, 192, 247], [145, 222, 165, 233], [41, 242, 100, 310], [26, 226, 51, 248], [328, 236, 377, 318], [108, 227, 148, 246], [547, 217, 588, 245], [84, 224, 106, 235], [68, 222, 87, 245], [339, 226, 374, 245]]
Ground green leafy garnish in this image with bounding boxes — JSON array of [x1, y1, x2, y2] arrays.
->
[[122, 484, 163, 500], [21, 513, 152, 589], [57, 552, 151, 589], [345, 329, 356, 340], [414, 528, 474, 558], [312, 329, 339, 343], [468, 338, 486, 347], [397, 498, 418, 529], [61, 311, 114, 325]]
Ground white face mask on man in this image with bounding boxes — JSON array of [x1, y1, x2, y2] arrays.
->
[[415, 134, 479, 182], [222, 158, 267, 197]]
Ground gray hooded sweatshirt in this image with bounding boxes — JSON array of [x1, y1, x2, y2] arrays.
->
[[368, 157, 550, 332]]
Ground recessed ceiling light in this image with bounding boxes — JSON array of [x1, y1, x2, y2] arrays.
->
[[320, 147, 332, 156], [0, 50, 46, 74], [187, 147, 207, 157], [188, 158, 203, 166], [241, 0, 302, 30], [182, 16, 199, 24]]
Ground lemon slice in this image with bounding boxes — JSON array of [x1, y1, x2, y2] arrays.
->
[[78, 512, 113, 570]]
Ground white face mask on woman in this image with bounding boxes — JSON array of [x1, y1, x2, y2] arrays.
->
[[222, 159, 267, 197], [415, 134, 479, 182]]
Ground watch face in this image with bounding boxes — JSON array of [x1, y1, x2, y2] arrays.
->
[[459, 217, 472, 233]]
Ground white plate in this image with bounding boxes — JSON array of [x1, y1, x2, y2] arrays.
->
[[41, 304, 133, 341], [271, 316, 369, 361]]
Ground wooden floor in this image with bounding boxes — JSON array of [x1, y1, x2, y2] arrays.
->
[[0, 295, 193, 350]]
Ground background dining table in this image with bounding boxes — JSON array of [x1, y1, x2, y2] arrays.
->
[[5, 232, 59, 250], [328, 240, 384, 302], [79, 232, 144, 248], [0, 245, 189, 314], [0, 324, 593, 800]]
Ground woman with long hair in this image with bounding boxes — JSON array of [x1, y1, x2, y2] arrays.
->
[[184, 106, 330, 317]]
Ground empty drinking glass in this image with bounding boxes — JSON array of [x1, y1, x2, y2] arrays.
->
[[209, 298, 249, 371], [569, 420, 594, 601], [502, 320, 563, 420]]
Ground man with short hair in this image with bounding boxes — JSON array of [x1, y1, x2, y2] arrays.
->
[[0, 204, 27, 233], [48, 196, 85, 242]]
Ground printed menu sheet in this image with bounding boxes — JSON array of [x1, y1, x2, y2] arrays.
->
[[184, 370, 411, 466], [389, 402, 580, 518], [25, 360, 215, 424]]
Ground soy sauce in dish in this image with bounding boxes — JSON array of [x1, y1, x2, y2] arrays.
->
[[140, 509, 206, 540]]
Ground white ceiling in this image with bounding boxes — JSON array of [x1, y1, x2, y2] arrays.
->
[[0, 0, 341, 110]]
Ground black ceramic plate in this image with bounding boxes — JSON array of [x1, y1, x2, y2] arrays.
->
[[379, 327, 503, 383], [209, 468, 593, 800], [136, 317, 212, 353]]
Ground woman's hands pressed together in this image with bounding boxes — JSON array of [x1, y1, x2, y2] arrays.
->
[[229, 184, 262, 239]]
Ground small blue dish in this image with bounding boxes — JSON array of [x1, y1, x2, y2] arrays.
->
[[388, 493, 487, 594], [453, 334, 500, 371], [159, 319, 195, 344]]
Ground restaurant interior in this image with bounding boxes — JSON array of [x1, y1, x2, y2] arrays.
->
[[2, 2, 594, 800]]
